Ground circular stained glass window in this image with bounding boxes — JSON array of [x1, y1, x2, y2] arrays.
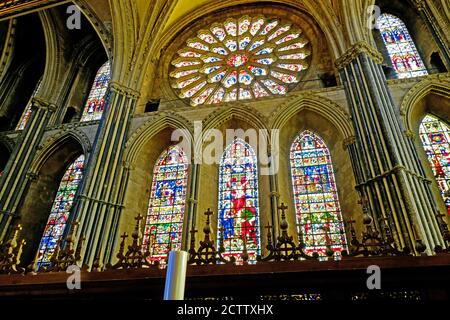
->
[[169, 15, 311, 106]]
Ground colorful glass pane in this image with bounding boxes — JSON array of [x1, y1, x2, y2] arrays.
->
[[36, 155, 85, 269], [80, 62, 111, 122], [143, 146, 189, 263], [419, 115, 450, 215], [170, 16, 310, 106], [377, 13, 428, 79], [290, 131, 347, 257], [16, 79, 42, 130], [218, 139, 260, 263]]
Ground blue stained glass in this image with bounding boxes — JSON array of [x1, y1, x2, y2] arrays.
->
[[218, 139, 261, 263], [290, 131, 347, 257], [36, 155, 85, 269], [81, 61, 111, 122], [171, 15, 310, 106], [143, 146, 189, 263], [377, 13, 427, 79]]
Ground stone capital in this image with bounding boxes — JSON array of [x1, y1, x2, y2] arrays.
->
[[335, 41, 384, 70], [110, 81, 141, 99], [343, 136, 357, 148]]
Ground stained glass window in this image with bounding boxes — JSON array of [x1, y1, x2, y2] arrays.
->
[[419, 115, 450, 215], [377, 13, 428, 79], [290, 131, 347, 256], [218, 139, 261, 263], [143, 146, 189, 263], [36, 155, 85, 269], [80, 61, 111, 122], [16, 79, 42, 130], [170, 15, 311, 106]]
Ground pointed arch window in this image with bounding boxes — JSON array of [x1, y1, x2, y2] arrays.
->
[[290, 131, 347, 256], [377, 13, 428, 79], [218, 139, 261, 263], [36, 154, 85, 269], [16, 79, 42, 130], [80, 61, 111, 122], [143, 146, 189, 263], [419, 115, 450, 215]]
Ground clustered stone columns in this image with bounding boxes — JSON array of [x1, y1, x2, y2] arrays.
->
[[0, 98, 56, 241], [71, 82, 139, 267], [337, 42, 446, 254], [414, 0, 450, 69]]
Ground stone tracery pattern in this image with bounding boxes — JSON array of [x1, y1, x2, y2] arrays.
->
[[170, 15, 310, 106]]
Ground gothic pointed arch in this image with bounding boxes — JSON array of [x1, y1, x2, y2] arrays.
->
[[16, 134, 85, 266], [124, 111, 193, 166], [289, 130, 347, 256], [376, 13, 428, 79], [269, 93, 354, 139], [218, 138, 261, 263], [400, 79, 450, 132], [35, 154, 85, 269]]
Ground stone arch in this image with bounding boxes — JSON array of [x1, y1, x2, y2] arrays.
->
[[196, 105, 272, 250], [150, 2, 341, 110], [269, 93, 354, 139], [0, 19, 17, 82], [400, 79, 450, 132], [125, 111, 193, 165], [373, 0, 446, 74], [269, 93, 358, 239], [76, 0, 114, 56], [15, 132, 86, 266], [400, 78, 450, 222], [118, 112, 194, 250], [31, 129, 92, 173]]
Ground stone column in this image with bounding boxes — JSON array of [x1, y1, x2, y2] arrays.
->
[[414, 0, 450, 69], [0, 98, 55, 240], [183, 161, 199, 251], [72, 82, 139, 266], [336, 42, 446, 254]]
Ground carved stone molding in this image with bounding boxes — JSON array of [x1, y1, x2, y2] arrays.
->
[[335, 41, 384, 70], [110, 81, 140, 99], [31, 98, 56, 113], [343, 136, 356, 148]]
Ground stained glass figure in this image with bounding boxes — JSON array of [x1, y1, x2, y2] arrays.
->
[[143, 146, 189, 263], [290, 131, 347, 256], [377, 13, 428, 79], [80, 61, 111, 122], [36, 155, 85, 269], [419, 115, 450, 215], [218, 139, 260, 263], [16, 79, 42, 131], [170, 15, 310, 106]]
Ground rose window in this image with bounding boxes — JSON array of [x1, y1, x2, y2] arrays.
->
[[169, 15, 311, 106]]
